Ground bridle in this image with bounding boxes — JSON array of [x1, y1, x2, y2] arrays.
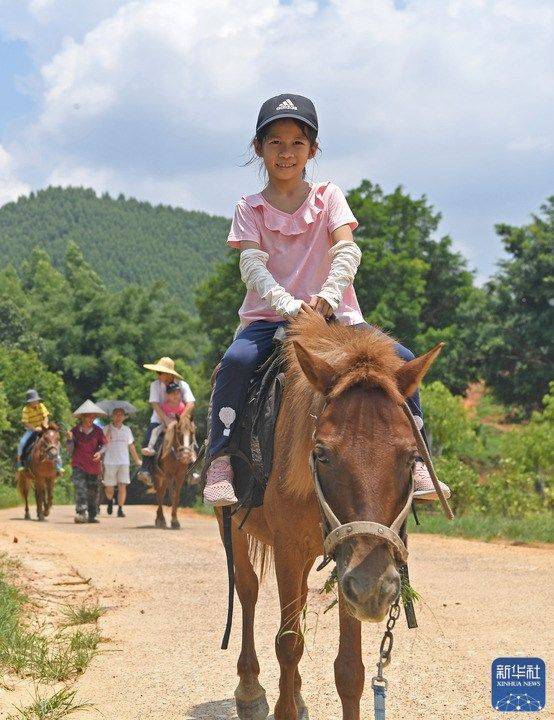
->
[[37, 430, 60, 462], [170, 420, 196, 462], [309, 400, 453, 567]]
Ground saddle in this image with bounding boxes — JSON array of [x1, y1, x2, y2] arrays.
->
[[212, 327, 287, 510]]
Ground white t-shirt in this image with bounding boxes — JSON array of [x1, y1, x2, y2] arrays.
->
[[149, 379, 195, 423], [103, 424, 134, 466]]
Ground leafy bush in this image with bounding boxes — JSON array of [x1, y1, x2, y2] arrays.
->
[[433, 455, 480, 513], [421, 381, 481, 458], [478, 460, 546, 518]]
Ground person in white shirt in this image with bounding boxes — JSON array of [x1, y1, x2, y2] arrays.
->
[[138, 357, 195, 482], [103, 408, 142, 517]]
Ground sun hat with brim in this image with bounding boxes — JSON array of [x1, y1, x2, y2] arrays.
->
[[142, 357, 183, 379], [73, 400, 107, 417], [96, 400, 138, 416], [25, 389, 42, 404]]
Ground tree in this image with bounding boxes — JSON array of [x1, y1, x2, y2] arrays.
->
[[482, 198, 554, 413], [195, 252, 243, 372]]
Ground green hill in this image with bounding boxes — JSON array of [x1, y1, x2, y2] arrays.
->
[[0, 186, 230, 310]]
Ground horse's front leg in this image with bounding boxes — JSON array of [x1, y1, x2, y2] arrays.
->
[[216, 513, 269, 720], [44, 478, 54, 516], [35, 481, 45, 521], [335, 590, 364, 720], [154, 470, 167, 528], [170, 476, 181, 529], [274, 546, 311, 720]]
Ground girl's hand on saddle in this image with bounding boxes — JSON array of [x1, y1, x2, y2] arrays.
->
[[66, 430, 73, 440], [309, 296, 334, 318], [92, 451, 101, 462]]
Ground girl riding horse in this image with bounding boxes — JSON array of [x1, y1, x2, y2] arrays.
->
[[203, 93, 450, 507]]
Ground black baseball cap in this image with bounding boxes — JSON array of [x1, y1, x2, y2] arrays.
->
[[256, 94, 318, 136], [166, 382, 180, 393]]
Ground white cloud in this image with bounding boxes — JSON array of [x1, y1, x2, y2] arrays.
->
[[1, 0, 553, 278], [0, 145, 30, 206]]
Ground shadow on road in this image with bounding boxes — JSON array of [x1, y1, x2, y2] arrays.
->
[[186, 698, 276, 720], [186, 698, 237, 719]]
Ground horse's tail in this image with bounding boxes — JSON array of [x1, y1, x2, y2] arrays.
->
[[247, 535, 273, 582]]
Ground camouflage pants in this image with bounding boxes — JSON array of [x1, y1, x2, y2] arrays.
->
[[72, 467, 100, 516]]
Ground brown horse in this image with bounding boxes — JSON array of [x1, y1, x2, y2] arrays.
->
[[17, 426, 61, 522], [215, 311, 442, 720], [153, 409, 196, 529]]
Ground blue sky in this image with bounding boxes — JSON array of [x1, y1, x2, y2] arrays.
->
[[0, 0, 552, 283]]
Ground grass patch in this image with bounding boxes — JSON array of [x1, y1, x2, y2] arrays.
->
[[6, 686, 94, 720], [190, 495, 214, 516], [61, 604, 105, 627], [0, 482, 22, 509], [0, 564, 101, 682], [409, 510, 553, 544], [0, 476, 73, 511]]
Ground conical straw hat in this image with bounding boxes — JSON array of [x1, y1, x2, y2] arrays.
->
[[142, 356, 183, 379], [73, 399, 107, 417]]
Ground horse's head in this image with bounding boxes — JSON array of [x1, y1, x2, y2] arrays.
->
[[39, 426, 61, 462], [167, 409, 196, 465], [289, 313, 441, 622]]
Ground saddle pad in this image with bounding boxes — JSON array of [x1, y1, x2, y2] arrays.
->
[[228, 349, 285, 509]]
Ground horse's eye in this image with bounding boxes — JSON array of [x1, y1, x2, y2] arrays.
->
[[314, 445, 330, 464]]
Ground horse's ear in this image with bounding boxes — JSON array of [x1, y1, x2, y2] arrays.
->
[[395, 343, 444, 397], [293, 340, 335, 395]]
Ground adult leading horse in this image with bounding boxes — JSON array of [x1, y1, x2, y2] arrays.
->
[[17, 426, 61, 521], [153, 409, 196, 529], [215, 311, 443, 720]]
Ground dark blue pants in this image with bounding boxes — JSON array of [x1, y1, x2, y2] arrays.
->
[[208, 320, 424, 459]]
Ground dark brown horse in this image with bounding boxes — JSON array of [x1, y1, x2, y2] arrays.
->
[[17, 426, 60, 522], [153, 409, 196, 529], [215, 311, 442, 720]]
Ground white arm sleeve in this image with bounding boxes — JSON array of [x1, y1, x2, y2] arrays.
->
[[239, 248, 303, 318], [316, 240, 362, 311]]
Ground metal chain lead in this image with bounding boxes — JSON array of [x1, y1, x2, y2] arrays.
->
[[371, 599, 401, 689]]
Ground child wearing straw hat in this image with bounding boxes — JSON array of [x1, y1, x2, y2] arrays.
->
[[139, 357, 195, 481], [67, 400, 107, 523]]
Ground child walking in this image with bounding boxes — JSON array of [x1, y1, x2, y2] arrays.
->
[[103, 408, 142, 517], [67, 400, 107, 523], [203, 93, 451, 507], [17, 389, 62, 472]]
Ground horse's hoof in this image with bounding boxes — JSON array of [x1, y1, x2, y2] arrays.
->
[[43, 508, 50, 517], [24, 513, 31, 520], [170, 520, 180, 529], [236, 695, 269, 720], [37, 514, 45, 522], [155, 518, 166, 529], [295, 694, 309, 720]]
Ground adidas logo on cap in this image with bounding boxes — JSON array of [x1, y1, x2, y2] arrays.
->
[[275, 99, 298, 111]]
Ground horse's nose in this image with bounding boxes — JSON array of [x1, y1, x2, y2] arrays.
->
[[342, 565, 400, 621]]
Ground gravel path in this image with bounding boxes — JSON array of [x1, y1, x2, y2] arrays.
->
[[1, 505, 552, 719]]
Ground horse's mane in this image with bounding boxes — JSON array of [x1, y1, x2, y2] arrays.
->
[[278, 312, 404, 498], [161, 409, 195, 458]]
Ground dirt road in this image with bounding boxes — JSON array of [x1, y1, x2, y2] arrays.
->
[[1, 505, 552, 719]]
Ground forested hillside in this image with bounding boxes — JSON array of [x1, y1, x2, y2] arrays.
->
[[0, 187, 230, 311]]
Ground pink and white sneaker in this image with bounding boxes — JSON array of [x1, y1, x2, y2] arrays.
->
[[203, 456, 238, 507], [412, 459, 451, 502]]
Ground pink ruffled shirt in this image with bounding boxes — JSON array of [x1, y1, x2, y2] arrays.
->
[[228, 181, 364, 326]]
